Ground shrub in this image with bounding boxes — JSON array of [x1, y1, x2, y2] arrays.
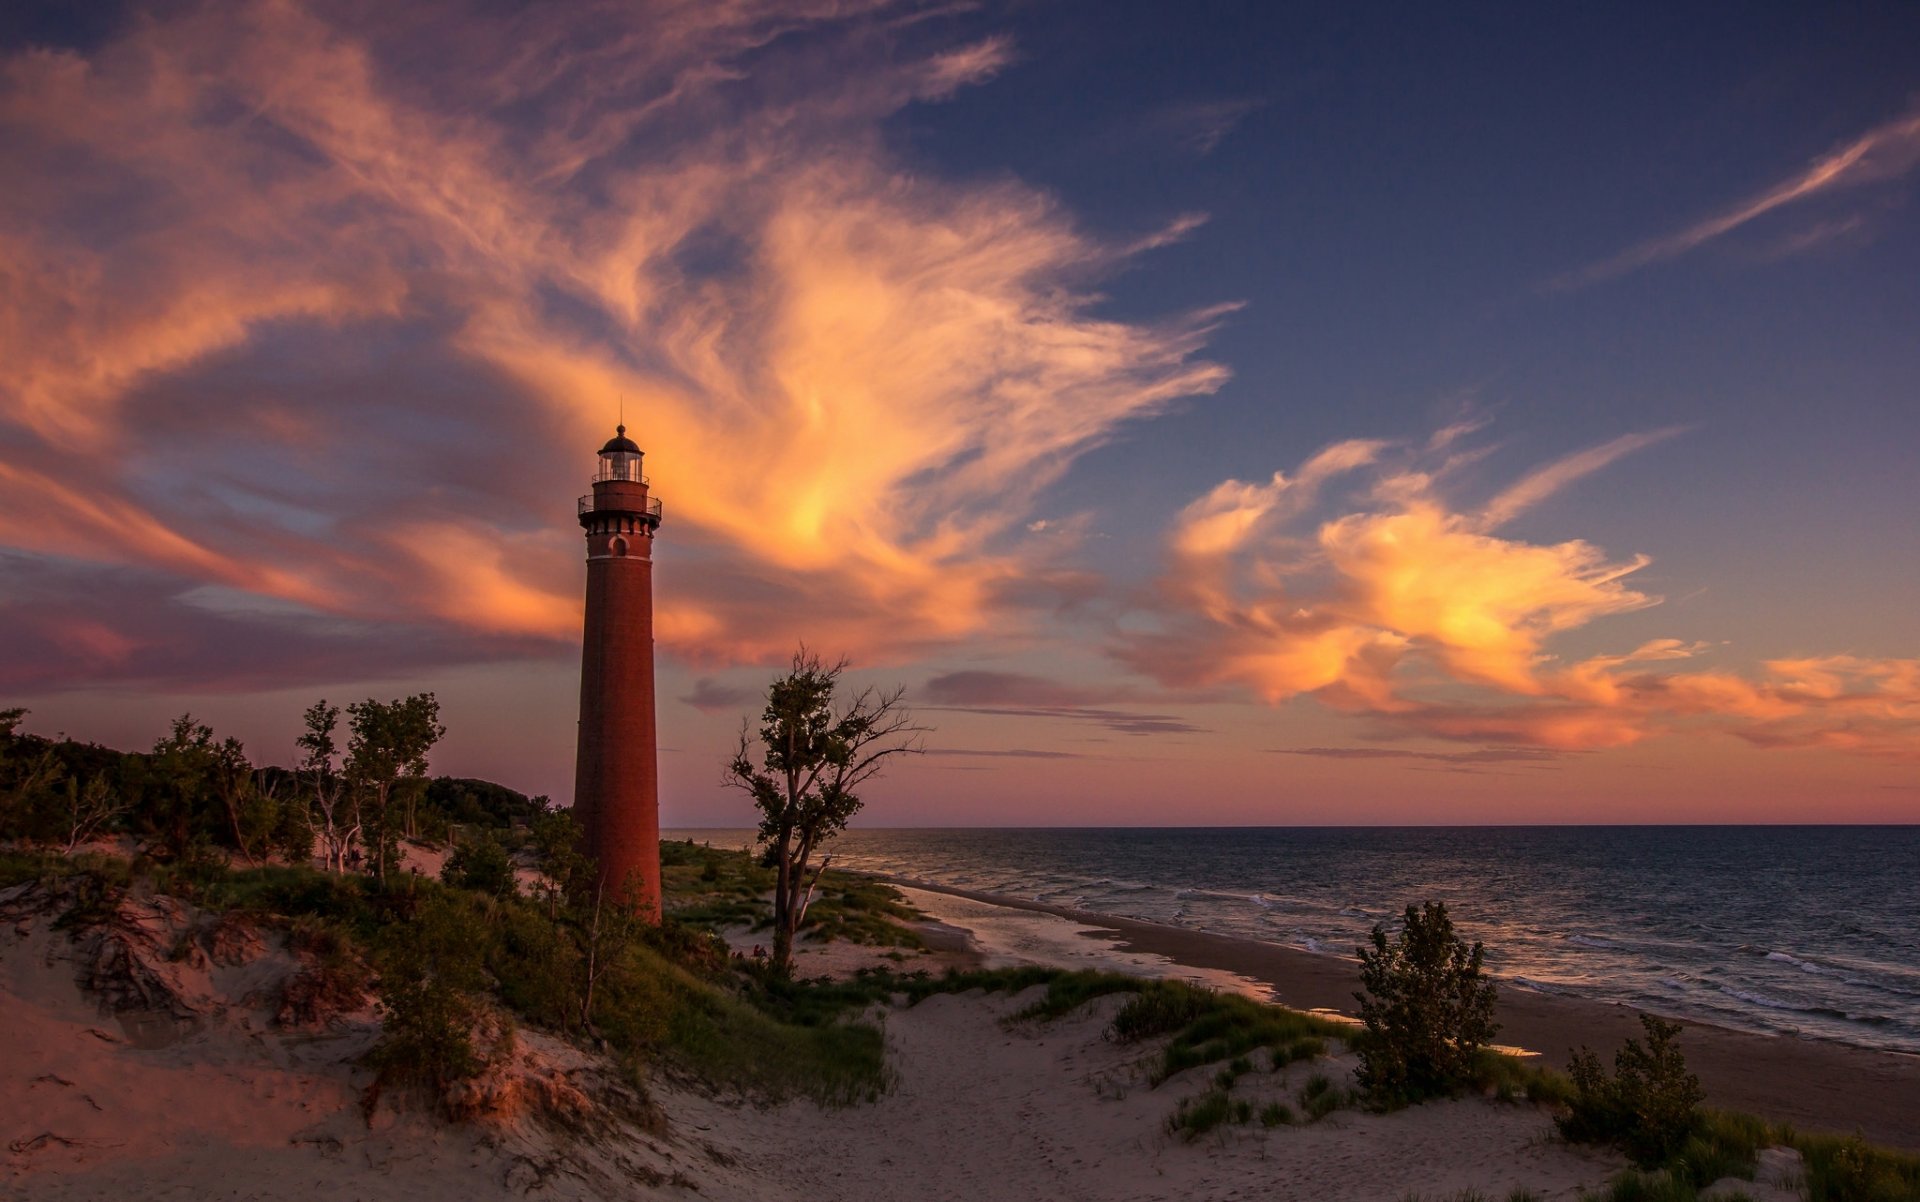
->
[[1110, 980, 1215, 1042], [1168, 1088, 1249, 1141], [1799, 1132, 1920, 1202], [1353, 901, 1498, 1105], [366, 893, 492, 1106], [442, 833, 516, 898], [1299, 1071, 1353, 1121], [1559, 1015, 1705, 1167]]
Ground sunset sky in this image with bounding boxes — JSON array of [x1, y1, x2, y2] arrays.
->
[[3, 1, 1916, 825]]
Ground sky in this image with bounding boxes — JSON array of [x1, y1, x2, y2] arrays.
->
[[2, 0, 1916, 826]]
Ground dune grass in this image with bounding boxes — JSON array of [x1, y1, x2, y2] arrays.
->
[[659, 840, 925, 948]]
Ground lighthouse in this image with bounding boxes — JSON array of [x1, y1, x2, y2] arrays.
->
[[573, 424, 665, 921]]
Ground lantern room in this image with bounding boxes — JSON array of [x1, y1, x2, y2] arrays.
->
[[596, 424, 646, 483]]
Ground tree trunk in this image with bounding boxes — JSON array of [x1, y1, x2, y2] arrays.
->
[[795, 853, 832, 937]]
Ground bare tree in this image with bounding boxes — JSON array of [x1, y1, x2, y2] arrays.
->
[[723, 650, 924, 975], [210, 736, 261, 865], [297, 701, 354, 873], [62, 773, 128, 854]]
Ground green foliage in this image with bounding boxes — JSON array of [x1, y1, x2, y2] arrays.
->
[[722, 649, 921, 974], [800, 876, 928, 948], [366, 892, 491, 1098], [1472, 1048, 1575, 1108], [143, 714, 219, 859], [442, 832, 516, 898], [1168, 1088, 1251, 1140], [1578, 1169, 1713, 1202], [1354, 901, 1499, 1105], [667, 985, 890, 1105], [1299, 1070, 1354, 1121], [423, 777, 547, 834], [1560, 1015, 1706, 1167], [1798, 1132, 1920, 1202], [1109, 978, 1216, 1041], [344, 694, 444, 878], [1150, 990, 1347, 1085], [1258, 1100, 1295, 1127]]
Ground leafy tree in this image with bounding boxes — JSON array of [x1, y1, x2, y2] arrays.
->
[[524, 807, 640, 1031], [344, 693, 444, 881], [723, 650, 923, 975], [209, 735, 280, 864], [1559, 1014, 1704, 1165], [144, 714, 218, 859], [529, 808, 592, 921], [1, 708, 64, 841], [263, 769, 313, 865], [1353, 901, 1498, 1104]]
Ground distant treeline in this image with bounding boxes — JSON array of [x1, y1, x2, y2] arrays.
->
[[0, 702, 548, 874]]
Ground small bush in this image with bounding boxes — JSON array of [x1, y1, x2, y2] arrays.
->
[[1354, 901, 1498, 1106], [1168, 1088, 1250, 1141], [1299, 1071, 1352, 1121], [1579, 1168, 1702, 1202], [442, 834, 516, 898], [1111, 980, 1214, 1042], [1272, 1035, 1326, 1069], [1559, 1015, 1705, 1167], [1799, 1132, 1920, 1202], [366, 893, 491, 1106], [1151, 992, 1350, 1085], [1259, 1100, 1295, 1127]]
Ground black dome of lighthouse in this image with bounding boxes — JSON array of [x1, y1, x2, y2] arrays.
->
[[598, 424, 642, 455]]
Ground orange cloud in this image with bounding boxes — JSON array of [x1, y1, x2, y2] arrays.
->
[[1126, 431, 1920, 760], [0, 1, 1226, 677]]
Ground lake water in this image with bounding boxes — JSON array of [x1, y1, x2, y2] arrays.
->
[[669, 825, 1920, 1054]]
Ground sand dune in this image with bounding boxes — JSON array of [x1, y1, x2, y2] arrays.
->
[[0, 874, 1858, 1201]]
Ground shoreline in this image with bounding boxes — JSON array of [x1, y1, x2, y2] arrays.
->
[[882, 873, 1920, 1153]]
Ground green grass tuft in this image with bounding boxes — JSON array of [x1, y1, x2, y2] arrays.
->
[[1168, 1088, 1253, 1141]]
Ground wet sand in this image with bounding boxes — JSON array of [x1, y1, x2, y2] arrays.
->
[[886, 875, 1920, 1152]]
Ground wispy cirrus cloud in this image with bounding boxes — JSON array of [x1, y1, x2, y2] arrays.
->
[[922, 670, 1206, 736], [1555, 108, 1920, 288], [1148, 98, 1265, 156], [0, 0, 1227, 687], [1272, 746, 1567, 773], [1123, 428, 1920, 758]]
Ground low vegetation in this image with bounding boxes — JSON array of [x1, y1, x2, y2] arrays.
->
[[0, 701, 906, 1110], [1354, 900, 1498, 1106], [1561, 1014, 1706, 1165], [9, 709, 1920, 1198]]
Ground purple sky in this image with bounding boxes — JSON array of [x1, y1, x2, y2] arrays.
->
[[3, 2, 1917, 824]]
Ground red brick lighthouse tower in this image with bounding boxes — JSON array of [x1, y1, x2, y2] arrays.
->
[[574, 425, 665, 921]]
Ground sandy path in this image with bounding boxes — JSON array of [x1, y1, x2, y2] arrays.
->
[[687, 988, 1622, 1202]]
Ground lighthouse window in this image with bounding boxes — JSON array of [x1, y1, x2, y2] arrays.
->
[[611, 536, 629, 557]]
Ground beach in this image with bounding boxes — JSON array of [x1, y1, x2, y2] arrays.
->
[[5, 864, 1913, 1201], [884, 878, 1920, 1154]]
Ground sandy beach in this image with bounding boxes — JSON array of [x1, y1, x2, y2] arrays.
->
[[2, 867, 1904, 1201], [886, 878, 1920, 1154]]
